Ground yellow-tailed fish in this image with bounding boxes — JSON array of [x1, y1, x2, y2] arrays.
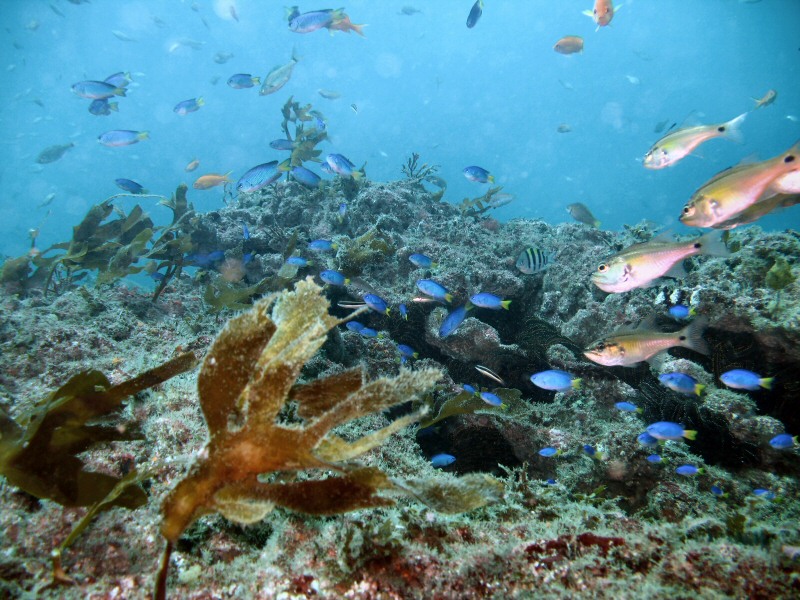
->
[[585, 317, 709, 367], [680, 140, 800, 229], [643, 113, 747, 169], [591, 230, 729, 293]]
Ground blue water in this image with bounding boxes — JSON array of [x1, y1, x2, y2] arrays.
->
[[1, 0, 798, 258]]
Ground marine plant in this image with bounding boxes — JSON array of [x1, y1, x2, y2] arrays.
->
[[156, 278, 503, 599], [337, 226, 396, 274], [0, 352, 198, 582], [765, 257, 796, 315], [458, 185, 508, 217], [280, 96, 328, 167], [401, 152, 440, 181]]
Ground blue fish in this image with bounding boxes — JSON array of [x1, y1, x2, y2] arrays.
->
[[397, 344, 418, 359], [646, 422, 697, 441], [241, 222, 250, 240], [173, 97, 204, 115], [359, 327, 379, 338], [614, 401, 642, 413], [291, 166, 322, 188], [150, 271, 166, 282], [659, 373, 705, 397], [769, 434, 797, 450], [462, 384, 477, 395], [227, 73, 260, 89], [114, 178, 146, 194], [103, 71, 131, 88], [417, 279, 452, 302], [466, 0, 483, 28], [186, 250, 225, 268], [285, 256, 310, 267], [308, 239, 337, 252], [320, 270, 349, 286], [270, 139, 296, 151], [237, 161, 284, 193], [345, 321, 365, 332], [479, 391, 503, 406], [646, 454, 664, 463], [363, 293, 390, 315], [530, 370, 581, 392], [668, 305, 695, 319], [431, 453, 456, 468], [720, 369, 774, 391], [463, 165, 493, 183], [439, 304, 470, 337], [289, 9, 336, 33], [88, 98, 118, 116], [399, 303, 408, 320], [675, 464, 702, 476], [753, 489, 776, 500], [583, 444, 604, 460], [637, 432, 659, 447], [470, 292, 511, 310], [325, 153, 362, 179], [539, 447, 561, 457], [710, 484, 726, 497], [98, 130, 149, 147], [409, 253, 436, 269], [243, 253, 254, 264]]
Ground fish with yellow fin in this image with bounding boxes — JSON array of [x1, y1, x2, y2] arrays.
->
[[643, 112, 747, 169]]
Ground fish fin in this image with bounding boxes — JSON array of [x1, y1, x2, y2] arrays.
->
[[678, 316, 710, 356], [196, 97, 205, 106], [501, 300, 511, 310], [760, 377, 775, 390], [138, 131, 150, 140], [720, 112, 747, 144], [646, 352, 667, 371], [572, 378, 582, 390], [683, 430, 698, 441], [109, 102, 119, 112], [582, 9, 594, 17], [663, 262, 687, 280], [252, 77, 261, 85], [694, 384, 706, 396], [695, 230, 731, 257], [114, 87, 127, 97]]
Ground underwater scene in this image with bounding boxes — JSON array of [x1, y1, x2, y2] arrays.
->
[[1, 0, 800, 598]]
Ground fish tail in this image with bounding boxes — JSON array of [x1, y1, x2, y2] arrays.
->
[[444, 293, 453, 303], [291, 46, 302, 62], [760, 377, 775, 390], [223, 170, 234, 182], [678, 315, 710, 355], [683, 430, 698, 441], [572, 378, 582, 390], [252, 76, 261, 85], [721, 112, 747, 144], [694, 383, 706, 396], [138, 131, 150, 140], [487, 174, 496, 183], [695, 230, 731, 257], [501, 300, 511, 310], [351, 22, 367, 37], [114, 87, 127, 97], [197, 97, 205, 106]]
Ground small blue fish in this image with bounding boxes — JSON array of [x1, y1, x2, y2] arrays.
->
[[470, 292, 510, 310], [173, 97, 204, 115], [753, 488, 776, 500], [320, 162, 336, 175], [646, 454, 664, 463], [659, 373, 705, 397], [479, 391, 503, 406], [291, 166, 322, 188], [363, 293, 390, 315], [530, 370, 581, 392], [583, 445, 604, 460], [320, 270, 349, 286], [769, 434, 797, 450], [462, 384, 477, 395], [150, 271, 166, 282], [289, 9, 336, 33], [668, 305, 695, 319], [345, 321, 365, 332], [417, 279, 452, 302], [409, 253, 436, 269], [614, 401, 642, 413], [270, 139, 296, 151], [186, 250, 225, 268], [439, 305, 470, 337], [675, 464, 702, 476], [241, 222, 250, 240], [338, 202, 347, 222], [431, 453, 456, 468], [720, 369, 774, 391], [710, 484, 726, 497], [646, 422, 697, 441], [325, 153, 362, 179], [545, 479, 557, 485], [227, 73, 260, 89], [463, 165, 494, 183], [637, 432, 659, 447], [539, 447, 561, 457], [399, 303, 408, 320], [397, 344, 418, 360], [243, 253, 254, 264], [114, 178, 146, 194], [237, 161, 284, 193], [98, 130, 149, 147], [308, 239, 337, 252], [88, 98, 118, 116], [103, 71, 132, 88], [466, 0, 483, 28], [285, 256, 310, 267], [359, 327, 379, 338]]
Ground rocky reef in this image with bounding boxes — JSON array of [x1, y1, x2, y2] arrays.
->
[[0, 169, 799, 598]]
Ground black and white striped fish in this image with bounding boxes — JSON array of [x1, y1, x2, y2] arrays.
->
[[515, 247, 556, 274]]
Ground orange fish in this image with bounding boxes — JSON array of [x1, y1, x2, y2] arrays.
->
[[554, 36, 584, 55], [583, 0, 617, 28], [193, 172, 233, 190], [328, 14, 366, 37], [185, 158, 200, 172]]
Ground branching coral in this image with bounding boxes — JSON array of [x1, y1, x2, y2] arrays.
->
[[156, 278, 502, 598]]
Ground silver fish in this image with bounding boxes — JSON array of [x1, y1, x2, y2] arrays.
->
[[516, 247, 555, 275], [260, 50, 300, 96]]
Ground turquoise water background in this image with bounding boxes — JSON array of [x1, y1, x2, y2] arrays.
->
[[1, 0, 798, 258]]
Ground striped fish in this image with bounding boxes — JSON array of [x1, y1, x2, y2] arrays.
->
[[515, 247, 555, 274]]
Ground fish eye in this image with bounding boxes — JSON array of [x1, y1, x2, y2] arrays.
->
[[682, 206, 692, 214], [597, 263, 608, 272]]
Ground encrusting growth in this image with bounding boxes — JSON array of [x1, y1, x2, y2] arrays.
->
[[156, 277, 502, 598]]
